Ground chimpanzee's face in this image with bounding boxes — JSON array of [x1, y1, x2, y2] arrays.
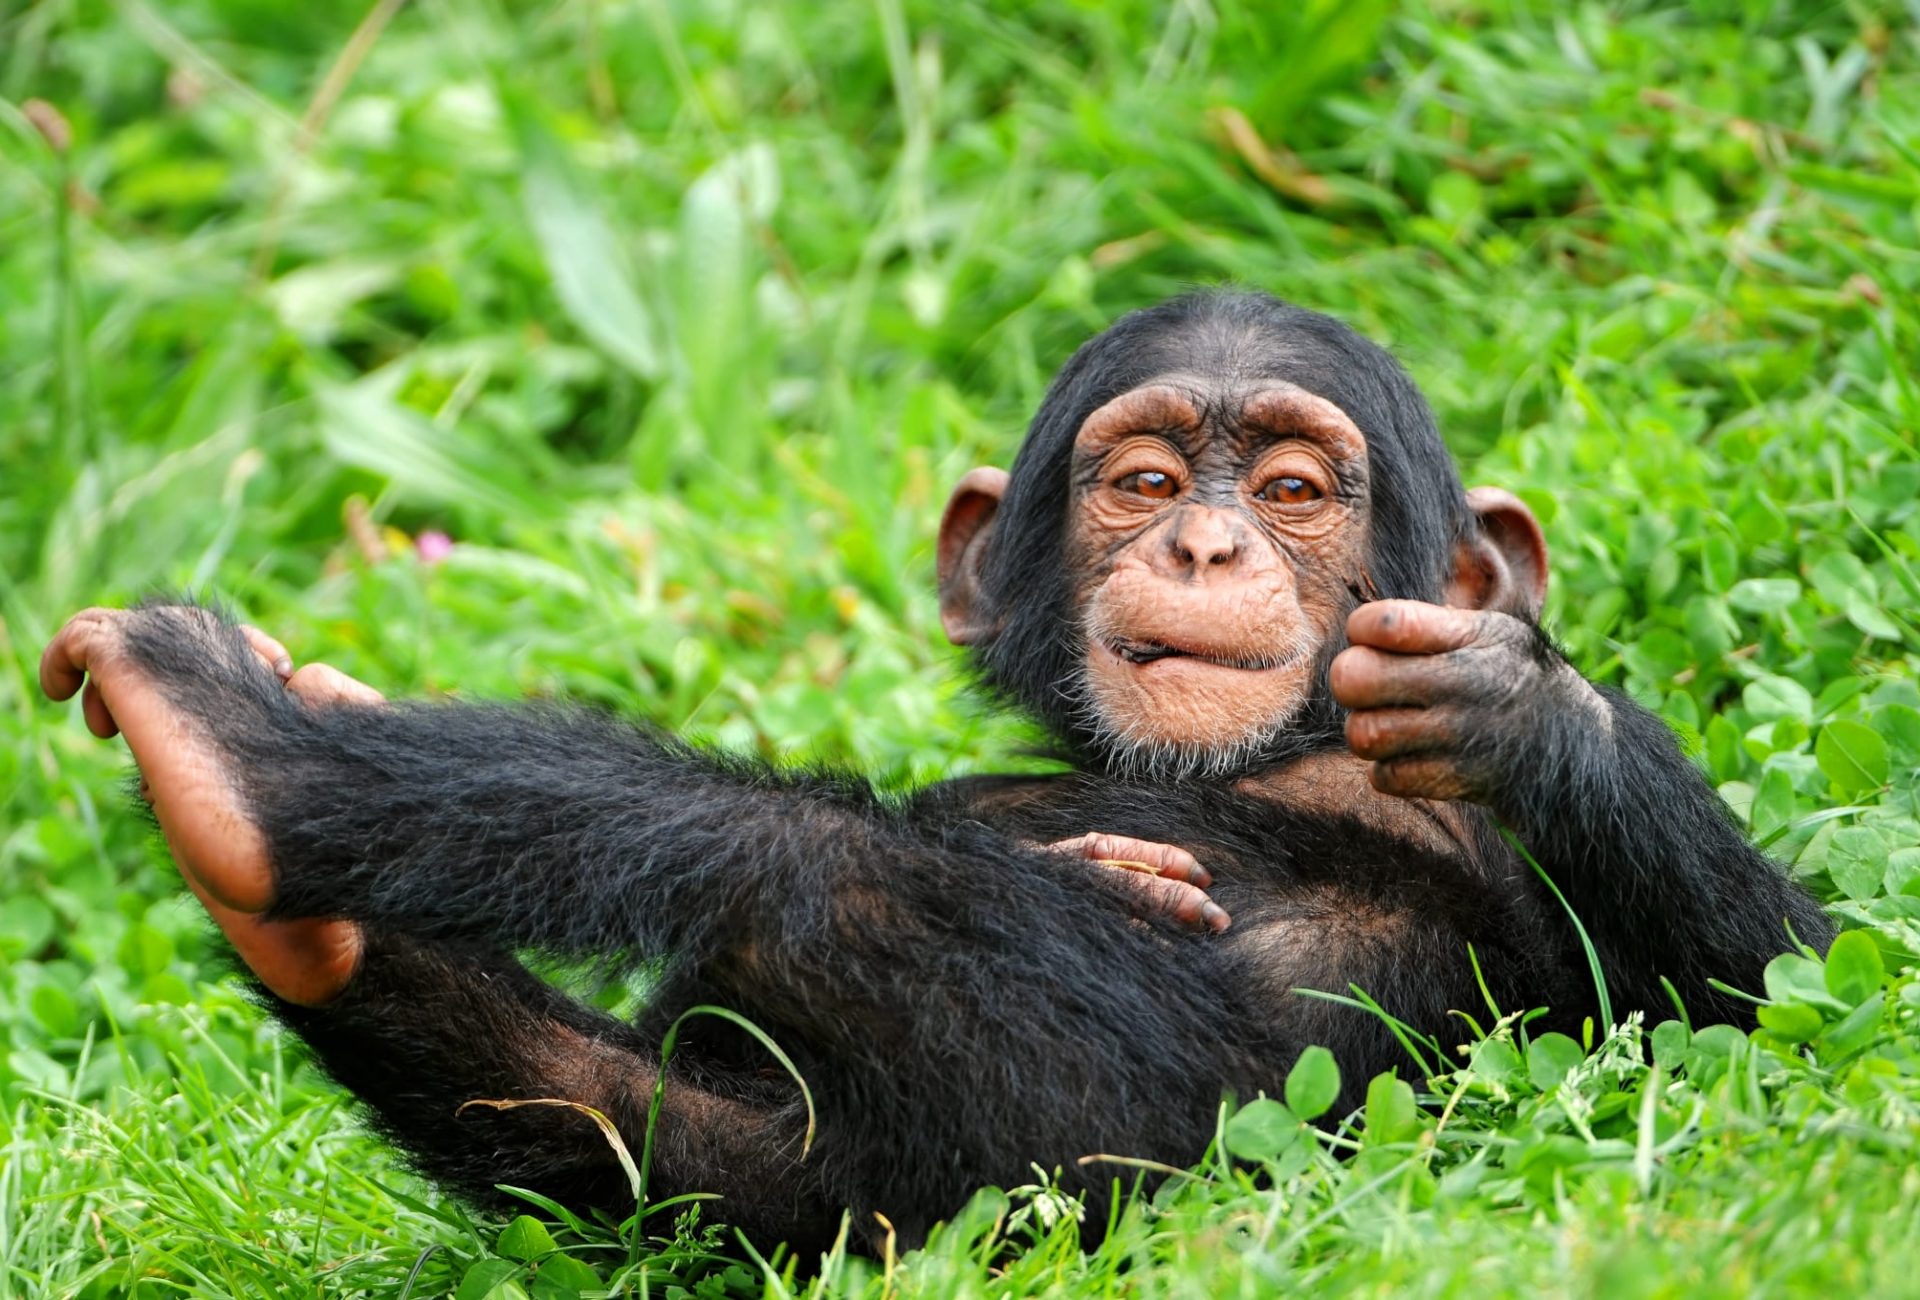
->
[[1061, 378, 1372, 773], [937, 295, 1504, 779]]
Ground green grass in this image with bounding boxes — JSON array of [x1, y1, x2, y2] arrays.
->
[[3, 0, 1920, 1294]]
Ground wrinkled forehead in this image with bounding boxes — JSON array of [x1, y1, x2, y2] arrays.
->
[[1072, 379, 1367, 463]]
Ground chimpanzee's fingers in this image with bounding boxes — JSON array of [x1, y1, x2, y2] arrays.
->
[[81, 680, 120, 739], [1113, 873, 1231, 932], [1345, 706, 1461, 762], [1345, 601, 1485, 655], [1368, 756, 1477, 803], [1328, 645, 1464, 709], [1069, 832, 1210, 887], [39, 607, 121, 702], [238, 625, 295, 681], [286, 663, 386, 707]]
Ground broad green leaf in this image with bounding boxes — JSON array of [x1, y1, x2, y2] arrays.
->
[[1887, 847, 1920, 895], [0, 897, 55, 956], [1829, 826, 1890, 902], [1858, 464, 1920, 516], [1284, 1045, 1342, 1120], [1363, 1072, 1419, 1145], [1701, 531, 1740, 590], [1468, 1037, 1521, 1085], [1582, 586, 1630, 637], [532, 1252, 602, 1298], [1511, 1133, 1592, 1187], [1728, 577, 1801, 614], [1764, 952, 1837, 1009], [1750, 767, 1796, 839], [317, 384, 547, 519], [1820, 992, 1885, 1060], [1814, 676, 1874, 716], [1650, 1020, 1691, 1069], [1685, 594, 1736, 662], [1224, 1098, 1299, 1161], [1817, 720, 1890, 796], [1873, 704, 1920, 763], [1645, 546, 1681, 603], [1823, 931, 1885, 1006], [1808, 551, 1877, 609], [141, 971, 193, 1005], [1844, 591, 1903, 640], [1623, 627, 1691, 682], [1756, 1001, 1826, 1043], [676, 147, 775, 469], [454, 1259, 523, 1300], [503, 91, 662, 380], [29, 983, 80, 1038], [1688, 1023, 1748, 1062], [1744, 675, 1813, 724], [266, 257, 402, 337], [116, 922, 173, 978], [1525, 1032, 1585, 1090], [1705, 715, 1745, 782], [496, 1215, 555, 1263], [1769, 717, 1809, 754]]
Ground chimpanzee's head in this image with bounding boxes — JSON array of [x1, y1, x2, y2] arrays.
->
[[937, 290, 1547, 778]]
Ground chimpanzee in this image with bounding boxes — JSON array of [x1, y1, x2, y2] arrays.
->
[[41, 291, 1829, 1253]]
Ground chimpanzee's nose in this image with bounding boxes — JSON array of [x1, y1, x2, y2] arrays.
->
[[1164, 508, 1241, 574]]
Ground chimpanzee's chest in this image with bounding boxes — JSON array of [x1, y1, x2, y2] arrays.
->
[[919, 756, 1518, 915]]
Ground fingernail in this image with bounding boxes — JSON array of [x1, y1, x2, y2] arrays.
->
[[1202, 902, 1229, 931], [1192, 867, 1213, 888], [273, 657, 293, 680]]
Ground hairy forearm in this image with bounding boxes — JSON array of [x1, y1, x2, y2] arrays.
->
[[1498, 676, 1832, 1019], [116, 604, 911, 957]]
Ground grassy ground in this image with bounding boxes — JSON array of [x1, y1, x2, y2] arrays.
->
[[3, 1, 1919, 1295]]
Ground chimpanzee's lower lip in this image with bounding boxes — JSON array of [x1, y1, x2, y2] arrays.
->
[[1101, 639, 1290, 672]]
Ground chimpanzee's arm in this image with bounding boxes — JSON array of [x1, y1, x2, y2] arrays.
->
[[1334, 600, 1833, 1027], [1498, 681, 1832, 1024]]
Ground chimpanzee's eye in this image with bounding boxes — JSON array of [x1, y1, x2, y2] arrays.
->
[[1257, 476, 1321, 504], [1119, 471, 1178, 500]]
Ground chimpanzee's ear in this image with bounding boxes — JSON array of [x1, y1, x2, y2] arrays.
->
[[937, 467, 1009, 645], [1445, 486, 1548, 619]]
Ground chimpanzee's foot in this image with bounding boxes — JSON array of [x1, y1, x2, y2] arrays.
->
[[40, 607, 367, 1005]]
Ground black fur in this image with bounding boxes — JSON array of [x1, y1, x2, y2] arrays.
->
[[109, 290, 1829, 1253]]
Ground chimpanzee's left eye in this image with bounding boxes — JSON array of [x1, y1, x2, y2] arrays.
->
[[1257, 476, 1321, 503]]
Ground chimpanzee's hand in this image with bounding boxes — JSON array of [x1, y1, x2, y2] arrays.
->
[[1329, 599, 1607, 811], [1041, 833, 1230, 932], [40, 606, 375, 1006]]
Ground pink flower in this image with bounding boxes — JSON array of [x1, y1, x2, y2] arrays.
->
[[416, 530, 454, 564]]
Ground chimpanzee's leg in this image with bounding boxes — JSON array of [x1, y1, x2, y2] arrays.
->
[[266, 930, 841, 1249]]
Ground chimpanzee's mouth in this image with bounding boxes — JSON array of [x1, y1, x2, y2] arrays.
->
[[1102, 637, 1292, 672]]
